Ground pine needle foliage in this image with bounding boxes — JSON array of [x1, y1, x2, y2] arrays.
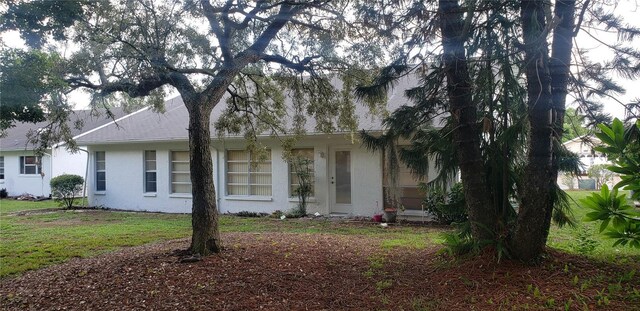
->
[[353, 0, 640, 260]]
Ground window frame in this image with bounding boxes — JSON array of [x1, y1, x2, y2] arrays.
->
[[19, 156, 41, 175], [170, 150, 191, 195], [288, 148, 315, 198], [0, 156, 4, 179], [226, 149, 272, 197], [95, 151, 106, 191], [382, 146, 426, 211], [144, 150, 157, 193]]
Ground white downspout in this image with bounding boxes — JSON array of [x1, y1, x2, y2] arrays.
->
[[217, 140, 224, 211], [78, 148, 90, 208]]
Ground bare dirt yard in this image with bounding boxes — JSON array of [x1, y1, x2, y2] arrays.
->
[[1, 232, 638, 310]]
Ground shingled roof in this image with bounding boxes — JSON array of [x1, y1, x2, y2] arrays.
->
[[1, 108, 128, 151], [75, 76, 441, 145]]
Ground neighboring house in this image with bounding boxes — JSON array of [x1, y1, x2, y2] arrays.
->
[[76, 79, 445, 217], [0, 109, 127, 197], [564, 135, 609, 173], [558, 135, 614, 190]]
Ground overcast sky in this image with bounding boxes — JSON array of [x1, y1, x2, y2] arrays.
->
[[1, 1, 638, 120]]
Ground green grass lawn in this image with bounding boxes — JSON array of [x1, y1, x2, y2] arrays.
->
[[0, 199, 58, 215], [1, 190, 638, 278], [0, 199, 441, 277], [547, 190, 640, 262], [0, 200, 191, 277]]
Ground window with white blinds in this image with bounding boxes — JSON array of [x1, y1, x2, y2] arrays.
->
[[226, 149, 272, 196], [171, 151, 191, 194]]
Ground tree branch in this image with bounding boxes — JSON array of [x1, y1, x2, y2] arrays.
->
[[201, 0, 233, 64], [260, 54, 320, 72], [573, 0, 590, 37], [66, 76, 167, 98]]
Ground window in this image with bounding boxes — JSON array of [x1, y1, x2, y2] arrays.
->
[[19, 156, 41, 175], [144, 150, 157, 192], [171, 151, 191, 194], [95, 152, 106, 191], [289, 148, 314, 197], [226, 149, 272, 196], [0, 156, 4, 179], [382, 149, 425, 211]]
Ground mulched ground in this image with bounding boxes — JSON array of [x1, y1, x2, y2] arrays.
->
[[1, 232, 639, 310]]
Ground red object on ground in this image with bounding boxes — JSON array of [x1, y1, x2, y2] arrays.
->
[[372, 214, 383, 222]]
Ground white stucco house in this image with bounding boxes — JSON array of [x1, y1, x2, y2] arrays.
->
[[563, 136, 609, 173], [75, 79, 443, 217], [557, 135, 614, 190], [0, 109, 127, 197]]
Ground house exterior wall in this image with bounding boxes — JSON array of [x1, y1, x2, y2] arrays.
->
[[87, 142, 193, 213], [0, 151, 52, 197], [51, 146, 89, 179], [558, 137, 612, 190], [563, 138, 609, 174], [214, 136, 384, 216], [86, 135, 384, 216]]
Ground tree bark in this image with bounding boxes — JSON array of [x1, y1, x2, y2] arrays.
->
[[439, 0, 496, 241], [187, 99, 221, 255], [177, 2, 297, 256], [511, 0, 556, 261], [549, 0, 576, 193]]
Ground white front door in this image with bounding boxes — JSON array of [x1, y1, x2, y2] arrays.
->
[[329, 148, 353, 214]]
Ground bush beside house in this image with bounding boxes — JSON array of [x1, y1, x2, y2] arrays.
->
[[50, 174, 84, 209]]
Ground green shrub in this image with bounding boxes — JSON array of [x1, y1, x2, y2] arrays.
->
[[291, 156, 313, 216], [236, 211, 262, 217], [50, 174, 84, 209], [285, 209, 306, 218], [422, 182, 467, 224], [572, 225, 598, 255], [270, 210, 284, 219], [582, 118, 640, 248]]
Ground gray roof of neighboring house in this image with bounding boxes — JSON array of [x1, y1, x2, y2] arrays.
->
[[76, 76, 441, 145], [0, 108, 128, 151]]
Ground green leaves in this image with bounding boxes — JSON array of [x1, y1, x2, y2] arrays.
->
[[582, 119, 640, 248], [0, 49, 68, 131], [1, 0, 88, 48], [582, 185, 640, 248], [595, 119, 626, 154], [593, 119, 640, 198]]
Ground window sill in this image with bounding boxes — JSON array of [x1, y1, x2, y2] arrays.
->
[[288, 197, 317, 203], [398, 209, 429, 216], [143, 193, 157, 197], [225, 196, 273, 202], [169, 194, 192, 199], [94, 191, 106, 196], [18, 174, 42, 177]]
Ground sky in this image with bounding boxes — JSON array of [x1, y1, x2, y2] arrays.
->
[[570, 0, 640, 120], [1, 1, 638, 120]]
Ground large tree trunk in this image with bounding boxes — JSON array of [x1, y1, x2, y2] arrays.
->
[[439, 0, 496, 241], [549, 1, 576, 193], [187, 100, 221, 255], [511, 0, 555, 261]]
